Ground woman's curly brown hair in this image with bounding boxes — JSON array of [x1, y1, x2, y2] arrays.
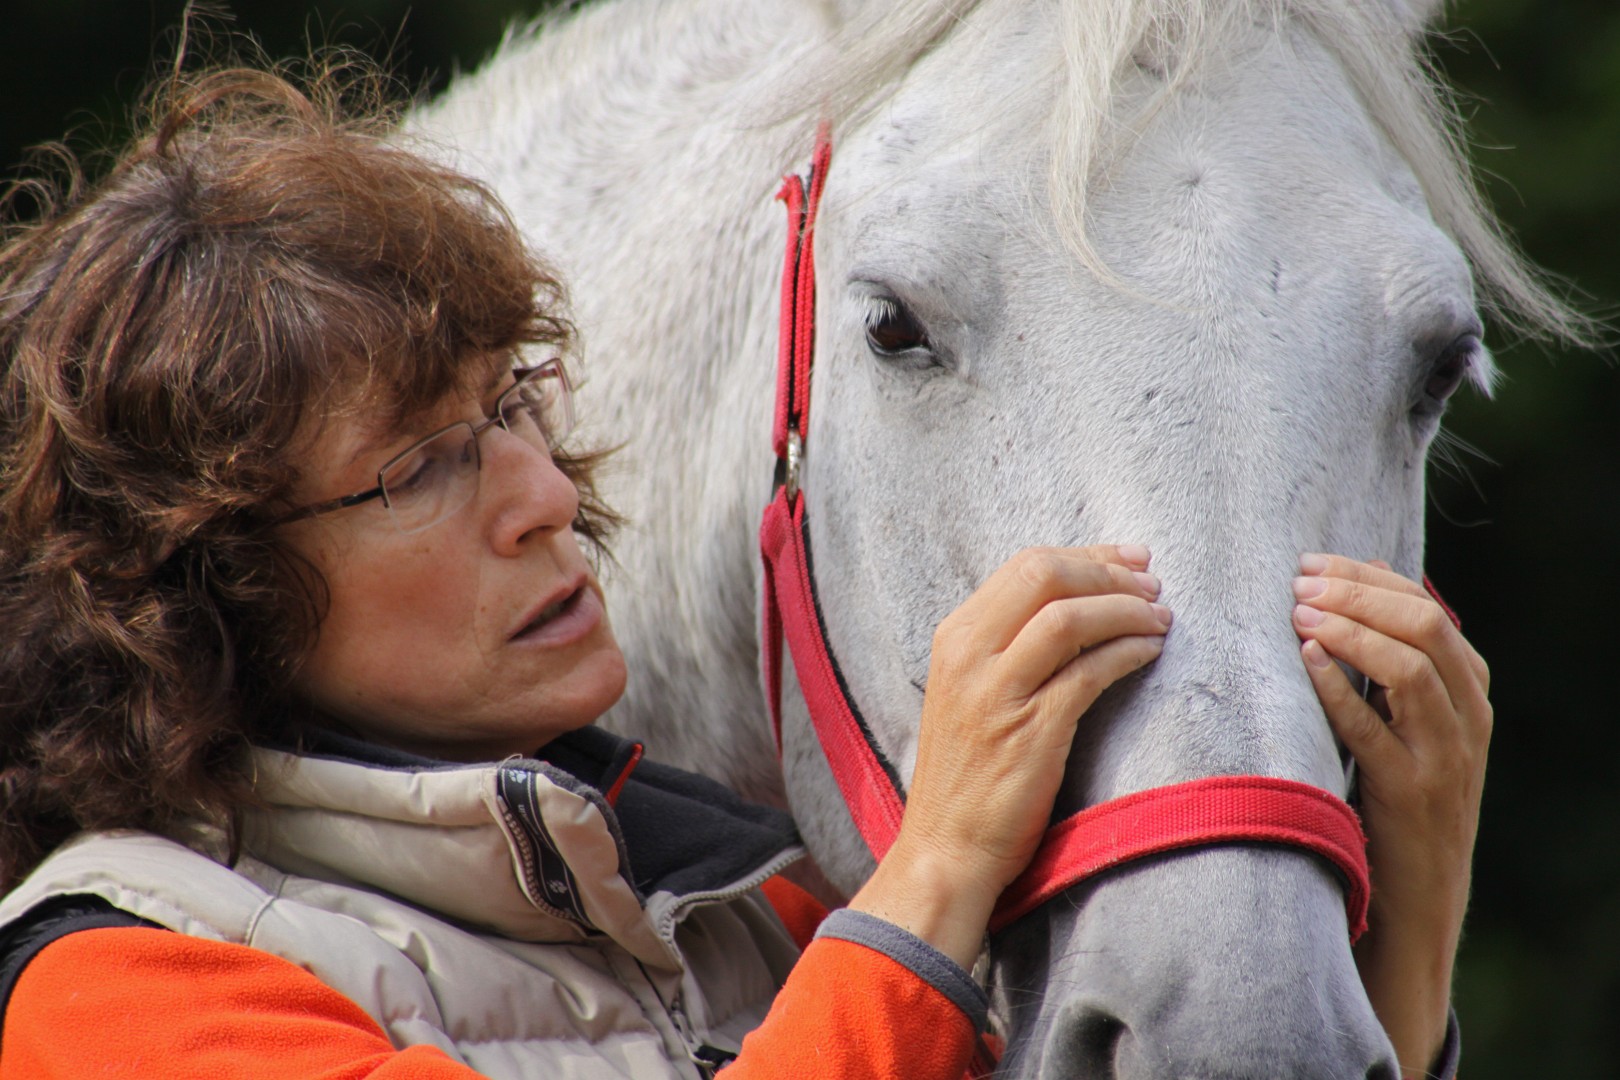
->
[[0, 58, 619, 891]]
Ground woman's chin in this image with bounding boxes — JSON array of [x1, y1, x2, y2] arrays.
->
[[531, 638, 629, 745]]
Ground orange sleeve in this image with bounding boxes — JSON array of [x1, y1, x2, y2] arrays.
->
[[759, 873, 831, 950], [0, 927, 482, 1080], [724, 935, 978, 1080]]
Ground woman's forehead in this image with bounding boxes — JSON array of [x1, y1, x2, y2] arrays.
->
[[348, 351, 511, 425], [299, 356, 513, 477]]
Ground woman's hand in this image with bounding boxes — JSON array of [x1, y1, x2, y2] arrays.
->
[[850, 545, 1171, 968], [1292, 554, 1491, 1078]]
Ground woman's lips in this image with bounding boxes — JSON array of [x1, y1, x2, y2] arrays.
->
[[510, 584, 601, 648]]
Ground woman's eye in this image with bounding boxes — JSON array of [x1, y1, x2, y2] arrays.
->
[[387, 453, 441, 497], [1420, 334, 1481, 411], [501, 398, 539, 432], [864, 297, 929, 356]]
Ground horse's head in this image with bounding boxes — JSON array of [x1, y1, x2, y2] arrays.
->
[[418, 0, 1577, 1072], [775, 1, 1514, 1074]]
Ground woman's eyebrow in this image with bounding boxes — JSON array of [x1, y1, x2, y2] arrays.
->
[[477, 366, 520, 411], [337, 369, 512, 471], [345, 408, 438, 470], [345, 427, 402, 470]]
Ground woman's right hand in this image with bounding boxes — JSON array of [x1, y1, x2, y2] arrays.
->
[[848, 544, 1171, 967]]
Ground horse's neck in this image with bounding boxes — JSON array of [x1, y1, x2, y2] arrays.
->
[[411, 0, 821, 803]]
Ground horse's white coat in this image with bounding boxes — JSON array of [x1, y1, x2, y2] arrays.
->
[[411, 1, 1573, 1074]]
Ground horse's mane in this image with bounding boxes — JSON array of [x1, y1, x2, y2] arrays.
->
[[761, 0, 1592, 350]]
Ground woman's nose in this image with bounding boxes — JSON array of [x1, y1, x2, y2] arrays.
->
[[479, 427, 580, 554]]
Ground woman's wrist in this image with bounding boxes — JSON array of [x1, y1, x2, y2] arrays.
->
[[1354, 916, 1456, 1077], [847, 836, 999, 970]]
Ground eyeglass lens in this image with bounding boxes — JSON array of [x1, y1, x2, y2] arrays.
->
[[499, 367, 574, 448], [377, 365, 573, 534]]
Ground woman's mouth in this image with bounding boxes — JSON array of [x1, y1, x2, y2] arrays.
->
[[510, 584, 601, 647]]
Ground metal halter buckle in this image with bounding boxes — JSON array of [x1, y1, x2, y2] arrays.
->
[[784, 430, 803, 501]]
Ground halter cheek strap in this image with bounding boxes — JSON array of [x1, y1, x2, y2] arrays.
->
[[759, 127, 1458, 946], [759, 128, 908, 858]]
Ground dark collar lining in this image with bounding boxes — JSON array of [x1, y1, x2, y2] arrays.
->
[[270, 726, 800, 900]]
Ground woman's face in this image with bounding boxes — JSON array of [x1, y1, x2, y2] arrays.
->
[[280, 373, 627, 762]]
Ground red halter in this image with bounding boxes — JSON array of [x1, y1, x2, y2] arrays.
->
[[757, 128, 1378, 940]]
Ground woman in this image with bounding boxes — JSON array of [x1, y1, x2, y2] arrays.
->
[[0, 62, 1486, 1079]]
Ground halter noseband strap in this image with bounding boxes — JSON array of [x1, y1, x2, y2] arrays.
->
[[758, 127, 1375, 942]]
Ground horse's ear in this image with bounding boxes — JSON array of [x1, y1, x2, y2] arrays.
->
[[1383, 0, 1447, 34]]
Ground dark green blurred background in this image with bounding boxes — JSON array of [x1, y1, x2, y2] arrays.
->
[[4, 2, 1616, 1074]]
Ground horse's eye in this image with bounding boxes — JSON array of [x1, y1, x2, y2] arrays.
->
[[1419, 334, 1481, 412], [864, 297, 929, 356]]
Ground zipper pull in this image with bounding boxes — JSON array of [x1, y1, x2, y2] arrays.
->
[[690, 1044, 739, 1078], [669, 994, 738, 1077]]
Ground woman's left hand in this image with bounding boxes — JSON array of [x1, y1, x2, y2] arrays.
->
[[1291, 553, 1491, 1079]]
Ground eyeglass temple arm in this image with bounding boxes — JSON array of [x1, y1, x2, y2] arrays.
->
[[272, 485, 387, 527]]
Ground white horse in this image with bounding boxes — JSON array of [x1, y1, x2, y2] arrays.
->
[[411, 0, 1577, 1073]]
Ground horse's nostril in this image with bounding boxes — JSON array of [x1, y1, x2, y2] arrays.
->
[[1051, 1007, 1128, 1077], [1364, 1057, 1399, 1080]]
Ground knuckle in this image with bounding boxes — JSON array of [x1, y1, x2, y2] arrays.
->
[[1328, 698, 1379, 748], [1416, 604, 1452, 646], [1347, 581, 1388, 622], [1011, 548, 1058, 588], [1111, 563, 1146, 594], [1394, 651, 1432, 689], [1314, 666, 1354, 706], [929, 624, 972, 675], [1067, 667, 1097, 701], [1325, 554, 1360, 581], [1336, 614, 1368, 649], [1053, 599, 1090, 639], [1348, 709, 1384, 747]]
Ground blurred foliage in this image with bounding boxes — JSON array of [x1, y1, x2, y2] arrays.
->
[[3, 1, 1617, 1074], [1430, 3, 1620, 1076]]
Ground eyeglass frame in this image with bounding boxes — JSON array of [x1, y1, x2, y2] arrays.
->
[[273, 358, 575, 534]]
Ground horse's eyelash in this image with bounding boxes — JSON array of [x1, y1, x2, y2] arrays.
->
[[1447, 337, 1488, 387], [863, 297, 900, 326]]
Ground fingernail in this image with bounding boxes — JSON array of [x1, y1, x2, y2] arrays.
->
[[1119, 544, 1151, 567], [1291, 576, 1327, 600], [1302, 639, 1333, 668], [1152, 602, 1173, 628], [1298, 553, 1328, 575], [1134, 571, 1161, 596], [1293, 603, 1325, 628]]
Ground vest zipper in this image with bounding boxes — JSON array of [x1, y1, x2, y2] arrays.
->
[[670, 993, 739, 1078], [653, 845, 805, 946], [636, 958, 738, 1079]]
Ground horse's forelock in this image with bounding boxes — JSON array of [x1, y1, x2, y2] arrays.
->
[[764, 0, 1587, 349]]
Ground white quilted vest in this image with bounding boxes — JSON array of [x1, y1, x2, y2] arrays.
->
[[0, 737, 805, 1080]]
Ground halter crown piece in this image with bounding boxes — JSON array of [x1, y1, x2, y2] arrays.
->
[[758, 127, 1382, 941]]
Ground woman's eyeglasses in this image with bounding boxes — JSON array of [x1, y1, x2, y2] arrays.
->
[[276, 360, 575, 535]]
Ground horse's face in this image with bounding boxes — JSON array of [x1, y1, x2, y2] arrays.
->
[[785, 9, 1481, 1075]]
